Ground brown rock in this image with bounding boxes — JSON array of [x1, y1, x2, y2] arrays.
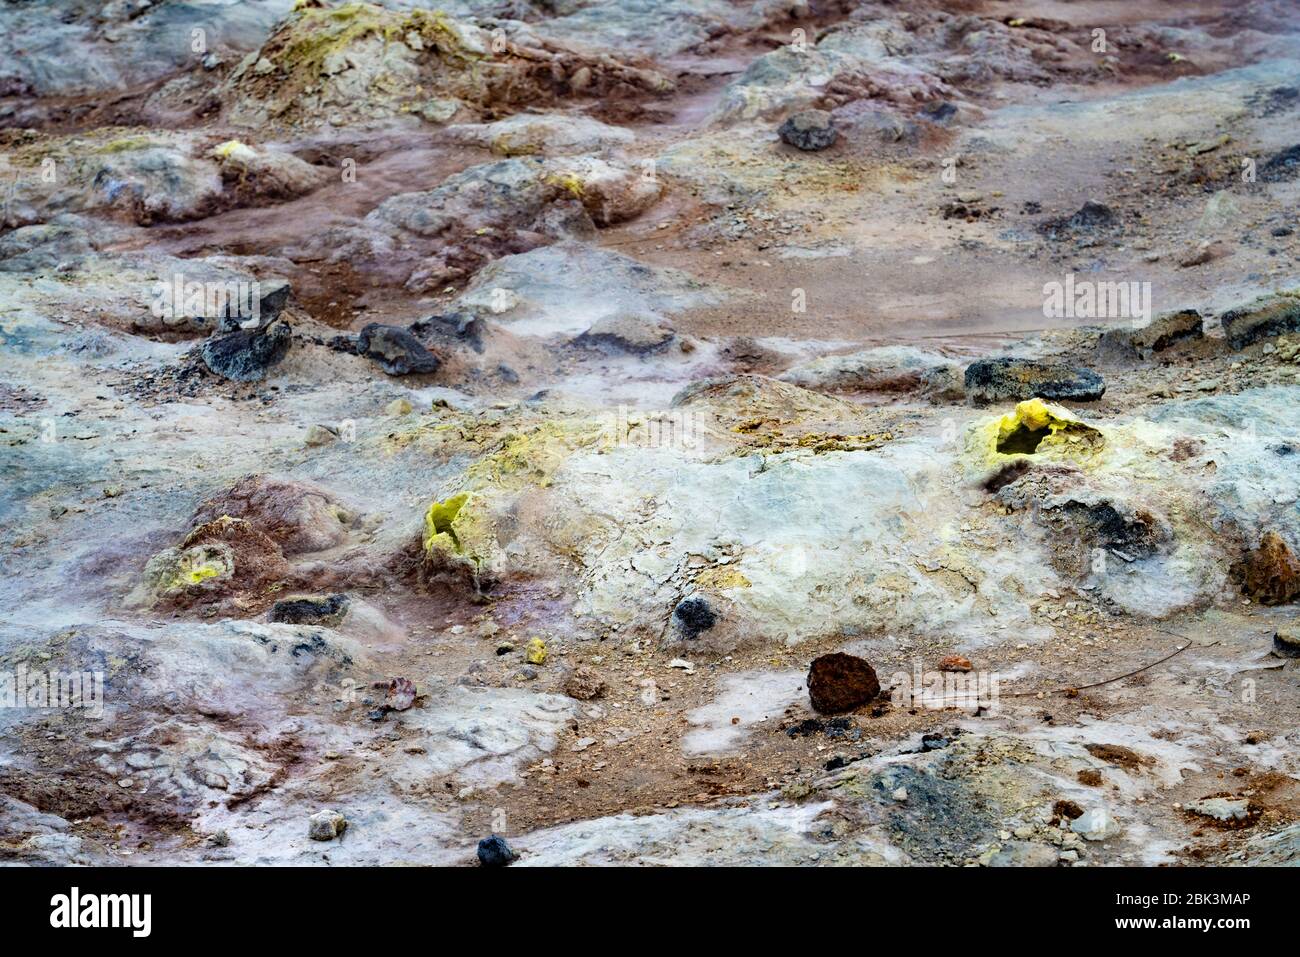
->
[[938, 654, 972, 672], [1053, 799, 1084, 820], [1083, 742, 1151, 770], [381, 677, 417, 712], [1237, 531, 1300, 605], [563, 666, 606, 701], [1177, 240, 1229, 268], [192, 473, 356, 556], [181, 516, 289, 591], [807, 652, 880, 714]]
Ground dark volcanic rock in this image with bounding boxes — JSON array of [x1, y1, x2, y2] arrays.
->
[[1044, 499, 1165, 563], [1273, 624, 1300, 658], [779, 110, 837, 151], [357, 323, 440, 376], [1038, 200, 1117, 239], [411, 312, 485, 352], [920, 100, 958, 123], [477, 834, 515, 867], [148, 275, 293, 335], [212, 278, 294, 332], [573, 313, 675, 355], [269, 594, 350, 626], [1219, 294, 1300, 350], [1260, 144, 1300, 182], [200, 318, 291, 382], [254, 278, 292, 324], [964, 357, 1105, 403], [1098, 308, 1203, 359], [325, 334, 360, 355], [807, 652, 880, 714], [673, 595, 716, 639]]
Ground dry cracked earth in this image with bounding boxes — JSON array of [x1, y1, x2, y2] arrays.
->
[[3, 0, 1300, 868]]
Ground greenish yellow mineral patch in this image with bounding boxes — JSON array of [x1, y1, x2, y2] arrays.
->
[[424, 492, 470, 553], [543, 171, 586, 199], [490, 133, 540, 157], [695, 566, 752, 590], [213, 139, 254, 160], [274, 3, 481, 80], [94, 135, 156, 154], [410, 416, 604, 573], [465, 420, 603, 490], [127, 542, 234, 609], [183, 562, 221, 585], [524, 637, 547, 664], [171, 543, 235, 590]]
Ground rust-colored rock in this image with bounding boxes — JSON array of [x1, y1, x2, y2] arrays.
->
[[807, 653, 880, 714], [938, 654, 973, 673], [192, 473, 356, 556], [1053, 799, 1084, 820], [563, 666, 606, 701], [1237, 531, 1300, 605], [182, 516, 289, 588]]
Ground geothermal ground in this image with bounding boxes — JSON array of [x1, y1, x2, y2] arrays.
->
[[2, 0, 1300, 868]]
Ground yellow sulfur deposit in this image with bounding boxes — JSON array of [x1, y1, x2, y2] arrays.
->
[[213, 140, 252, 160], [465, 420, 603, 490], [184, 562, 222, 585], [524, 638, 547, 664], [695, 566, 752, 590], [543, 171, 586, 198], [276, 4, 481, 80], [172, 542, 235, 589], [423, 492, 470, 554], [970, 398, 1104, 466]]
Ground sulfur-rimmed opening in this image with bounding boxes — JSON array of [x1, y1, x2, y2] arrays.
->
[[996, 423, 1049, 454]]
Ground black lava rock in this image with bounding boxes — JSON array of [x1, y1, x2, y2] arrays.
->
[[1037, 200, 1118, 240], [477, 834, 515, 867], [1273, 626, 1300, 659], [1260, 144, 1300, 182], [963, 357, 1106, 403], [778, 110, 837, 151], [255, 279, 292, 324], [1097, 308, 1203, 359], [1219, 294, 1300, 350], [573, 314, 675, 355], [1048, 500, 1162, 561], [357, 323, 441, 376], [211, 278, 292, 332], [673, 595, 716, 639], [786, 716, 854, 738], [326, 334, 361, 355], [200, 319, 291, 382], [1066, 200, 1116, 228], [921, 100, 958, 123], [411, 312, 485, 352], [269, 594, 350, 626]]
